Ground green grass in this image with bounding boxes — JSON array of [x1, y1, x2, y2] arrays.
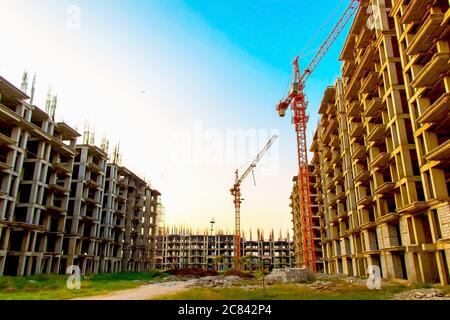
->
[[0, 271, 169, 300], [156, 283, 410, 300]]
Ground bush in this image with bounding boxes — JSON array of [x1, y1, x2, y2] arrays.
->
[[223, 270, 255, 279], [167, 268, 218, 277]]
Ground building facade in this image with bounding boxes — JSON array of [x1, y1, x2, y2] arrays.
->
[[0, 75, 161, 276], [156, 232, 295, 271], [307, 0, 449, 285], [290, 172, 324, 272]]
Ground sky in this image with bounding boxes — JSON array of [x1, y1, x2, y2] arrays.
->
[[0, 0, 352, 237]]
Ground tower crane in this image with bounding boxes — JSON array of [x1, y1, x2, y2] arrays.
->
[[276, 0, 361, 271], [231, 135, 278, 268]]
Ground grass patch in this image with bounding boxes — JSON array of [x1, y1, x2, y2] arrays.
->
[[156, 283, 409, 301], [0, 271, 168, 300]]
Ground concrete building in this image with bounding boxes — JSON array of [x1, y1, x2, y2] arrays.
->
[[290, 172, 323, 271], [0, 74, 161, 276], [63, 144, 108, 275], [0, 75, 79, 276], [155, 231, 295, 271], [308, 0, 449, 285]]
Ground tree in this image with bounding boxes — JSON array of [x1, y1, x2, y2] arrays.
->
[[214, 255, 225, 271]]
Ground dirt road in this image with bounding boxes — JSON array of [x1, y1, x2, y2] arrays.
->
[[73, 281, 188, 300]]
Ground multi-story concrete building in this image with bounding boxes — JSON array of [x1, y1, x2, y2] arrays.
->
[[307, 0, 449, 285], [290, 172, 323, 272], [155, 231, 295, 271], [0, 74, 161, 276], [0, 75, 79, 276], [63, 144, 108, 275]]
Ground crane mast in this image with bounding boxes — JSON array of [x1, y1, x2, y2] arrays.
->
[[276, 0, 361, 271], [231, 135, 278, 268]]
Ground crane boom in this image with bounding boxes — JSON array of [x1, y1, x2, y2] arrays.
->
[[276, 0, 360, 271], [301, 0, 361, 84], [235, 135, 279, 185], [231, 135, 278, 268]]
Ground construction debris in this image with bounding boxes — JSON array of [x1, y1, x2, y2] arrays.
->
[[265, 268, 315, 284], [394, 289, 449, 301]]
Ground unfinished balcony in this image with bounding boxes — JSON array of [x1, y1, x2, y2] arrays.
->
[[400, 0, 435, 24], [406, 13, 446, 55], [323, 147, 332, 161], [358, 195, 373, 208], [347, 100, 362, 118], [342, 61, 356, 77], [330, 134, 340, 148], [354, 170, 370, 184], [411, 52, 450, 88], [426, 139, 450, 161], [0, 132, 15, 148], [85, 179, 101, 190], [416, 93, 450, 124], [374, 182, 396, 195], [363, 97, 383, 118], [333, 171, 343, 184], [356, 27, 374, 49], [369, 152, 390, 170], [0, 161, 11, 173], [88, 162, 103, 175], [331, 151, 342, 165], [48, 183, 70, 196], [354, 45, 378, 78], [46, 204, 66, 217], [349, 123, 364, 139], [360, 71, 380, 94], [52, 162, 71, 176], [352, 144, 367, 160], [367, 124, 386, 143]]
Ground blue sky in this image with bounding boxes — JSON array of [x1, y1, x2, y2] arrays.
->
[[1, 0, 352, 235]]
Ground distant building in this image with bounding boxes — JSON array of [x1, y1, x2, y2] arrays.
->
[[155, 230, 295, 271]]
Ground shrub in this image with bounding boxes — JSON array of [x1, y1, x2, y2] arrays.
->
[[167, 268, 218, 277], [223, 270, 255, 279]]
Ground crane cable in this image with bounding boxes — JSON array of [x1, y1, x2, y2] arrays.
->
[[299, 0, 346, 58], [283, 0, 347, 98]]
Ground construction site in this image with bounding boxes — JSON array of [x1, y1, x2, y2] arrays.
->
[[0, 0, 449, 305], [0, 75, 162, 276], [289, 0, 450, 286], [155, 228, 294, 271]]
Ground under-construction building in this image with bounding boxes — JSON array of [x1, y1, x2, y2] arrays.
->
[[0, 75, 161, 276], [290, 172, 323, 271], [155, 230, 295, 271], [308, 0, 449, 285]]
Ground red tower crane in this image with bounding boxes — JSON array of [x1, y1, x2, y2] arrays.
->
[[276, 0, 361, 271]]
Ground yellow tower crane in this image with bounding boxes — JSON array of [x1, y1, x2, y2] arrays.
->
[[230, 135, 278, 269]]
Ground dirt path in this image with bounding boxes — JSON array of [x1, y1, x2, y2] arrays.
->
[[73, 281, 189, 300]]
